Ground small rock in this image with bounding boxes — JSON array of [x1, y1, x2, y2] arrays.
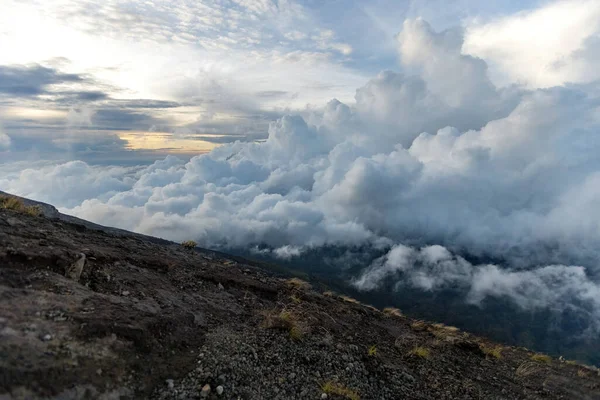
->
[[65, 253, 86, 281], [200, 384, 211, 398], [216, 385, 224, 396], [122, 291, 130, 296], [321, 394, 328, 399], [166, 379, 174, 390], [42, 334, 52, 341], [96, 369, 103, 376], [217, 283, 225, 290]]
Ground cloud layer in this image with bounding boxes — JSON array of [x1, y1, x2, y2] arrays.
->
[[3, 17, 600, 331]]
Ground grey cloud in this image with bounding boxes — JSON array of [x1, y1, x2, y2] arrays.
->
[[0, 64, 84, 97], [354, 243, 600, 333], [255, 90, 290, 98], [114, 99, 182, 109], [190, 135, 254, 144]]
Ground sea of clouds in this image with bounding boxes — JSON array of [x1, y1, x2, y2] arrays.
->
[[3, 19, 600, 331]]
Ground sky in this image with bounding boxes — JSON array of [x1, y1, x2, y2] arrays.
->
[[2, 0, 591, 163], [3, 0, 600, 334]]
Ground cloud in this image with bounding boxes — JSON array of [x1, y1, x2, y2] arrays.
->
[[2, 17, 600, 332], [0, 131, 10, 149], [464, 0, 600, 88], [0, 64, 84, 97], [354, 243, 600, 334]]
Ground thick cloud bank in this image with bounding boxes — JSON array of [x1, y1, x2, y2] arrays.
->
[[3, 19, 600, 330]]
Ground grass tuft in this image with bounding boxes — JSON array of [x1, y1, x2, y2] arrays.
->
[[339, 295, 360, 304], [290, 293, 302, 304], [577, 369, 589, 378], [321, 381, 360, 400], [181, 240, 197, 250], [263, 309, 304, 341], [531, 353, 552, 364], [479, 343, 503, 359], [410, 320, 428, 332], [383, 307, 404, 318], [516, 361, 542, 378], [286, 277, 311, 290], [368, 345, 377, 357], [410, 346, 431, 359], [0, 196, 41, 217]]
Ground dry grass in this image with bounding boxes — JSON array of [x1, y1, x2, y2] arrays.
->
[[290, 293, 302, 304], [431, 323, 459, 332], [363, 304, 379, 313], [383, 307, 404, 318], [410, 320, 428, 332], [321, 381, 360, 400], [368, 345, 377, 357], [429, 323, 462, 342], [181, 240, 197, 250], [410, 346, 431, 359], [531, 354, 552, 364], [577, 369, 589, 378], [339, 295, 360, 304], [480, 343, 503, 359], [262, 309, 304, 341], [516, 361, 543, 378], [0, 196, 41, 217], [286, 277, 311, 291]]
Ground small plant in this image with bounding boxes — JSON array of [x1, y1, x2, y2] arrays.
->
[[289, 325, 303, 341], [0, 196, 41, 217], [577, 369, 589, 378], [480, 343, 503, 359], [431, 323, 459, 332], [531, 353, 552, 364], [410, 320, 428, 331], [321, 381, 360, 400], [339, 295, 360, 304], [290, 293, 302, 304], [181, 240, 197, 250], [263, 309, 304, 341], [410, 346, 431, 359], [368, 345, 377, 357], [516, 361, 542, 378], [383, 307, 403, 318], [286, 277, 311, 290]]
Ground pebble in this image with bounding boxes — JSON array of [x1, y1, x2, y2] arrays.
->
[[42, 334, 52, 341], [321, 394, 328, 399], [216, 385, 224, 395], [122, 291, 130, 296], [218, 283, 225, 290], [166, 379, 174, 390], [200, 384, 211, 398]]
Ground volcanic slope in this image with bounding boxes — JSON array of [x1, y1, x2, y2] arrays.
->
[[1, 194, 600, 399]]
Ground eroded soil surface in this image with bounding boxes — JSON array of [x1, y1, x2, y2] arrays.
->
[[1, 207, 600, 399]]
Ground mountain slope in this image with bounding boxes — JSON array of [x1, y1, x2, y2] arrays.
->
[[1, 197, 599, 399]]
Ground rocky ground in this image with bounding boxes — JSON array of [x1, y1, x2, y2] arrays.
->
[[1, 195, 600, 399]]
